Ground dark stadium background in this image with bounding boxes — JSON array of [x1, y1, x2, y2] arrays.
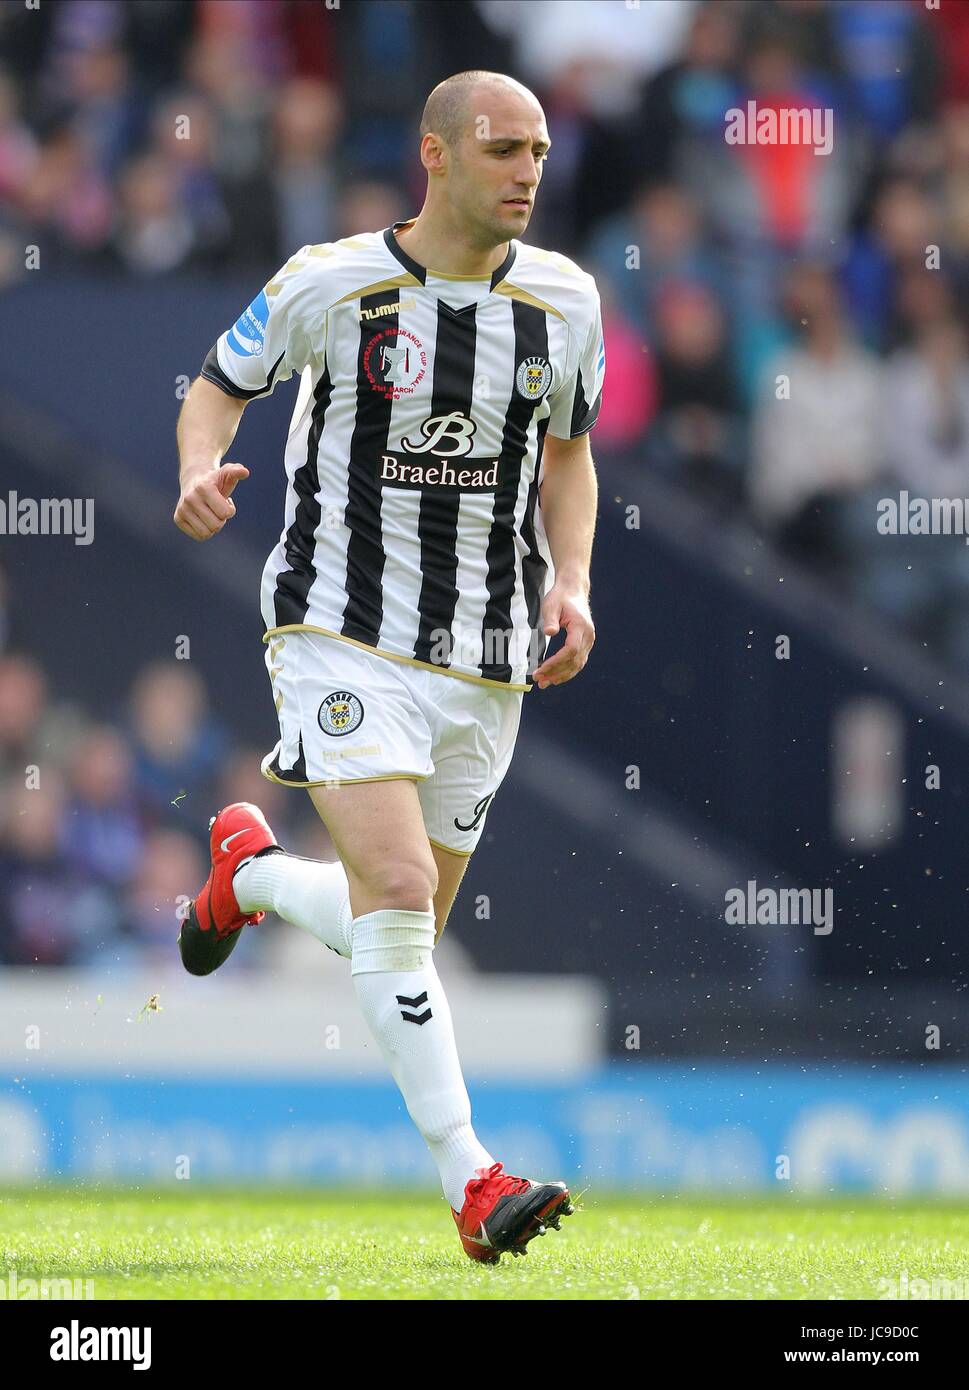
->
[[3, 0, 969, 1096]]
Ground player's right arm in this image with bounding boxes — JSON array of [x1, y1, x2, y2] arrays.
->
[[174, 378, 249, 541], [174, 246, 323, 541]]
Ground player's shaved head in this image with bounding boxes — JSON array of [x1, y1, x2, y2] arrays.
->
[[420, 70, 542, 149], [410, 70, 549, 252]]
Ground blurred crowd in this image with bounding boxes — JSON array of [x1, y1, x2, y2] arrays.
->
[[3, 0, 969, 657], [5, 0, 969, 964], [583, 1, 969, 667], [0, 0, 415, 275], [0, 597, 340, 969]]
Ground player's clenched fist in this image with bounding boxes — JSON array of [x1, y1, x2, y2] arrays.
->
[[174, 463, 250, 541]]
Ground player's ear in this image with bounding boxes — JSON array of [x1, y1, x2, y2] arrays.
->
[[420, 132, 447, 174]]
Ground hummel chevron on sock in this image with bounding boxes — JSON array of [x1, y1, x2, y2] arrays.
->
[[233, 850, 353, 959], [350, 907, 494, 1210]]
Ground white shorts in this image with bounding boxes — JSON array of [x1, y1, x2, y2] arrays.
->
[[261, 630, 525, 855]]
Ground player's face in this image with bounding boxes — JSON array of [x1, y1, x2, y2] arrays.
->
[[451, 94, 549, 245]]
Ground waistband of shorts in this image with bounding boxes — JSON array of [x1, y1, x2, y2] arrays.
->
[[263, 624, 532, 693]]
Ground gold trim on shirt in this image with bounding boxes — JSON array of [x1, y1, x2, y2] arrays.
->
[[426, 269, 498, 282], [427, 836, 475, 859], [493, 281, 567, 321], [261, 767, 429, 790], [332, 273, 422, 307], [262, 624, 532, 693]]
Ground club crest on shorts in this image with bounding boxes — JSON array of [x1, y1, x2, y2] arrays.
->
[[318, 690, 364, 737], [515, 355, 552, 400]]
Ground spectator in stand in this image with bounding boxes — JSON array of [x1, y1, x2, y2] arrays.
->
[[588, 183, 723, 341], [336, 179, 406, 238], [150, 91, 232, 265], [113, 150, 196, 274], [0, 655, 45, 759], [0, 73, 37, 205], [0, 774, 116, 966], [0, 654, 84, 786], [881, 317, 969, 500], [0, 74, 33, 281], [269, 77, 341, 256], [936, 0, 969, 104], [127, 662, 227, 830], [621, 0, 741, 190], [680, 22, 857, 342], [193, 0, 295, 89], [936, 104, 969, 291], [185, 28, 276, 267], [843, 176, 943, 351], [60, 725, 146, 890], [336, 0, 418, 185], [765, 0, 842, 85], [118, 0, 197, 103], [845, 317, 969, 665], [69, 41, 144, 180], [18, 123, 113, 265], [120, 826, 207, 967], [892, 264, 957, 352], [647, 280, 743, 507], [207, 75, 342, 267], [590, 282, 657, 458], [749, 263, 881, 561], [31, 0, 129, 121], [186, 27, 271, 186], [826, 0, 939, 145]]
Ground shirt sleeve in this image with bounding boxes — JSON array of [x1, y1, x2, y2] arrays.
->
[[200, 247, 322, 400], [545, 288, 605, 439]]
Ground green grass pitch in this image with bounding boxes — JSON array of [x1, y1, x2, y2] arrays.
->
[[1, 1188, 967, 1300]]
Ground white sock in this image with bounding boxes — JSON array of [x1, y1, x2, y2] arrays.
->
[[350, 907, 494, 1210], [234, 851, 353, 958]]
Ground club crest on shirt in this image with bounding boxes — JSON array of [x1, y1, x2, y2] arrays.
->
[[364, 328, 428, 399], [515, 355, 552, 400], [318, 690, 365, 737]]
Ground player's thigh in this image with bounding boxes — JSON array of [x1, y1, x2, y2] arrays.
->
[[308, 778, 438, 915], [430, 841, 472, 941], [418, 681, 524, 856]]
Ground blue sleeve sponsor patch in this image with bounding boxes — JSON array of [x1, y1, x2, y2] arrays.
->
[[226, 289, 270, 358]]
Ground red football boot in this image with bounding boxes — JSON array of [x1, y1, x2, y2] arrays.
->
[[452, 1161, 573, 1263], [178, 802, 280, 976]]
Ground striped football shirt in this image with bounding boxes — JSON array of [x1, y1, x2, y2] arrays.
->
[[201, 218, 605, 690]]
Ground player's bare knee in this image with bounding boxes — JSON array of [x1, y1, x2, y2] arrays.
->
[[367, 858, 438, 912]]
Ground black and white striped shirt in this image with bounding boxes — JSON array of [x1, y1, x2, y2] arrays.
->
[[202, 219, 605, 689]]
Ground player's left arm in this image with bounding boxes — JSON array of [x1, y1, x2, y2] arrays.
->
[[532, 284, 604, 690], [532, 429, 598, 690]]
